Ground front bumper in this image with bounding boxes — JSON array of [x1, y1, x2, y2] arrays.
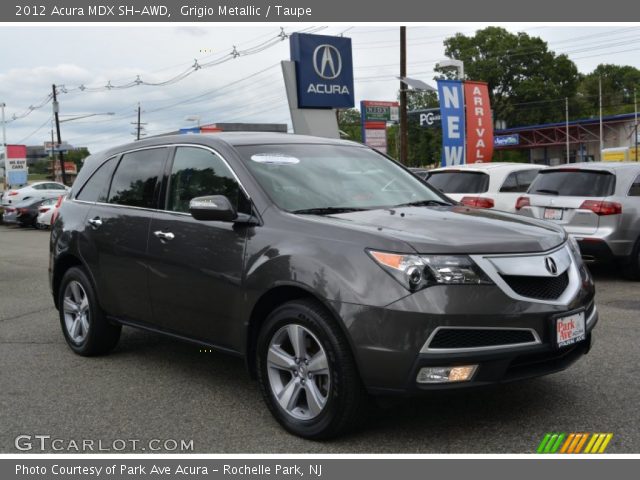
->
[[330, 279, 596, 394]]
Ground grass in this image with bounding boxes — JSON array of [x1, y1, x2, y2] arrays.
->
[[27, 173, 51, 182]]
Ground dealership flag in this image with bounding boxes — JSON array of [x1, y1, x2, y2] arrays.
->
[[464, 81, 494, 163], [437, 80, 466, 166]]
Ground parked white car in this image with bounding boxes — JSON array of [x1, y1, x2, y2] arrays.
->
[[36, 196, 65, 229], [1, 181, 69, 207], [425, 162, 546, 212]]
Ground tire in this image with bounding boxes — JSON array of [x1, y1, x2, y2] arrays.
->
[[623, 237, 640, 280], [58, 266, 121, 356], [256, 299, 368, 439]]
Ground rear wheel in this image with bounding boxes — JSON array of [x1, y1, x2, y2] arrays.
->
[[256, 299, 367, 439], [58, 267, 121, 356]]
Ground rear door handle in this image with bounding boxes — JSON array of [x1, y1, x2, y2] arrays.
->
[[153, 230, 175, 241], [87, 217, 102, 229]]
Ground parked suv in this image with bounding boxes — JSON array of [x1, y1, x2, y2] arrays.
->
[[516, 162, 640, 278], [425, 163, 545, 212], [50, 133, 596, 439]]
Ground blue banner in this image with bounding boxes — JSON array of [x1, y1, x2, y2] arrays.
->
[[437, 80, 465, 166], [290, 33, 354, 109]]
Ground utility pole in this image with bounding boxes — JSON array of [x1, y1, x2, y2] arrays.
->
[[565, 97, 570, 163], [52, 84, 67, 185], [599, 76, 604, 155], [1, 102, 6, 190], [399, 26, 408, 165], [131, 103, 147, 141], [635, 87, 638, 162]]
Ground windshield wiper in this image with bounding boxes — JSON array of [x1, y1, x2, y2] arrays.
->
[[533, 188, 560, 195], [393, 199, 452, 208], [291, 207, 368, 215]]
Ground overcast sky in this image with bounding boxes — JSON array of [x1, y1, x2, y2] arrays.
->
[[1, 24, 639, 154]]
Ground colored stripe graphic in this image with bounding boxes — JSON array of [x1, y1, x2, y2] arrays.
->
[[537, 433, 613, 453]]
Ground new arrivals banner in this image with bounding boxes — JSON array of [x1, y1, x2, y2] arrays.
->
[[437, 80, 465, 167], [464, 81, 494, 163]]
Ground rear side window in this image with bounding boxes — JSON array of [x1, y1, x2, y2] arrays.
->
[[427, 171, 489, 194], [76, 157, 116, 202], [108, 148, 167, 208], [166, 146, 245, 213], [528, 170, 615, 197], [500, 169, 540, 193], [629, 174, 640, 197]]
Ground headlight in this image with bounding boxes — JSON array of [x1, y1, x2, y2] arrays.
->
[[367, 250, 493, 292]]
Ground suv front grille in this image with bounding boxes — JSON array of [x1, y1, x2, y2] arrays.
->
[[501, 271, 569, 300], [428, 328, 537, 350]]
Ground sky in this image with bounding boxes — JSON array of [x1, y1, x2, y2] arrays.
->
[[1, 24, 639, 154]]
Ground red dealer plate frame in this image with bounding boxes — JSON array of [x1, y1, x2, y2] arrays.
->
[[553, 310, 586, 349]]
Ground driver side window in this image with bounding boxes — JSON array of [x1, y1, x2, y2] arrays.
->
[[167, 147, 249, 214]]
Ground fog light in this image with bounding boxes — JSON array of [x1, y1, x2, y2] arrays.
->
[[416, 365, 478, 384]]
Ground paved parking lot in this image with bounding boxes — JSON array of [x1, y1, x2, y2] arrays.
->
[[1, 225, 639, 453]]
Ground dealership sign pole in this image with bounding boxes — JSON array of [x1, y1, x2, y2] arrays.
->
[[437, 80, 465, 166], [283, 33, 355, 138], [360, 100, 399, 154]]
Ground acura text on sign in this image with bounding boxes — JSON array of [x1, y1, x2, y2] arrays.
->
[[290, 33, 355, 109]]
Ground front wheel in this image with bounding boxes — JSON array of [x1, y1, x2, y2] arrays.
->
[[256, 299, 367, 439]]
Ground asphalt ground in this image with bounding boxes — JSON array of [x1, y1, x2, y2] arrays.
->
[[0, 225, 638, 453]]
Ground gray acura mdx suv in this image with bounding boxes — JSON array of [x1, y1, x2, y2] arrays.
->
[[50, 133, 597, 439]]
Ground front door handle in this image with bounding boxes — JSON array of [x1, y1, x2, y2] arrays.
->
[[87, 217, 102, 229], [153, 230, 175, 241]]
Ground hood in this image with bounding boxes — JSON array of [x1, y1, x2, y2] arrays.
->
[[314, 206, 565, 254]]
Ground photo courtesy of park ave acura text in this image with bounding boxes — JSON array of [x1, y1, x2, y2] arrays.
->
[[1, 1, 640, 461]]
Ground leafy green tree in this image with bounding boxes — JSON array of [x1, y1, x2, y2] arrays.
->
[[337, 108, 362, 142], [439, 27, 580, 127], [64, 147, 91, 173], [577, 64, 640, 117]]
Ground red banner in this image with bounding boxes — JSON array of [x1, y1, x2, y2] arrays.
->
[[464, 81, 493, 163]]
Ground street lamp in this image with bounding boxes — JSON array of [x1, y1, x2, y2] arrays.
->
[[398, 76, 437, 93], [59, 112, 115, 123], [54, 111, 115, 184], [437, 58, 465, 80]]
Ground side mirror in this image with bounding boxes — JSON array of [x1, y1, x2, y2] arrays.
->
[[189, 195, 237, 222]]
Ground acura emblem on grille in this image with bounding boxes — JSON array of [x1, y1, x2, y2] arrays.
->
[[545, 257, 558, 275]]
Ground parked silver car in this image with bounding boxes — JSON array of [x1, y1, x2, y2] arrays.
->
[[516, 162, 640, 278]]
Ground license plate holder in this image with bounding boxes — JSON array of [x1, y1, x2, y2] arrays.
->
[[553, 310, 586, 349], [544, 208, 563, 220]]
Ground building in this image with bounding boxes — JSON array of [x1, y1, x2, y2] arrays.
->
[[494, 112, 639, 165]]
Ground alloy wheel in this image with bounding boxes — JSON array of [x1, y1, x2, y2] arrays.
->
[[62, 280, 90, 344], [266, 324, 331, 420]]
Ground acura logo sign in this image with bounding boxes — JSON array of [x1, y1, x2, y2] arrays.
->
[[313, 44, 342, 80], [545, 257, 558, 275]]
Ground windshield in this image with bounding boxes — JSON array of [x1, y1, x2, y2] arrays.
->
[[426, 171, 490, 194], [528, 170, 615, 197], [237, 144, 448, 212]]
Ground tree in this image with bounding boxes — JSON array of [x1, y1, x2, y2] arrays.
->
[[439, 27, 581, 127], [402, 90, 441, 167], [64, 147, 91, 173], [577, 64, 640, 117], [337, 108, 362, 142]]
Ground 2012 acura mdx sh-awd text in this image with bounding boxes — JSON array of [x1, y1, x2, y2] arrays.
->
[[50, 133, 597, 439]]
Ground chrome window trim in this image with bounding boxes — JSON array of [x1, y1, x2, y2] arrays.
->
[[72, 142, 252, 215], [470, 242, 581, 306], [420, 326, 541, 354]]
